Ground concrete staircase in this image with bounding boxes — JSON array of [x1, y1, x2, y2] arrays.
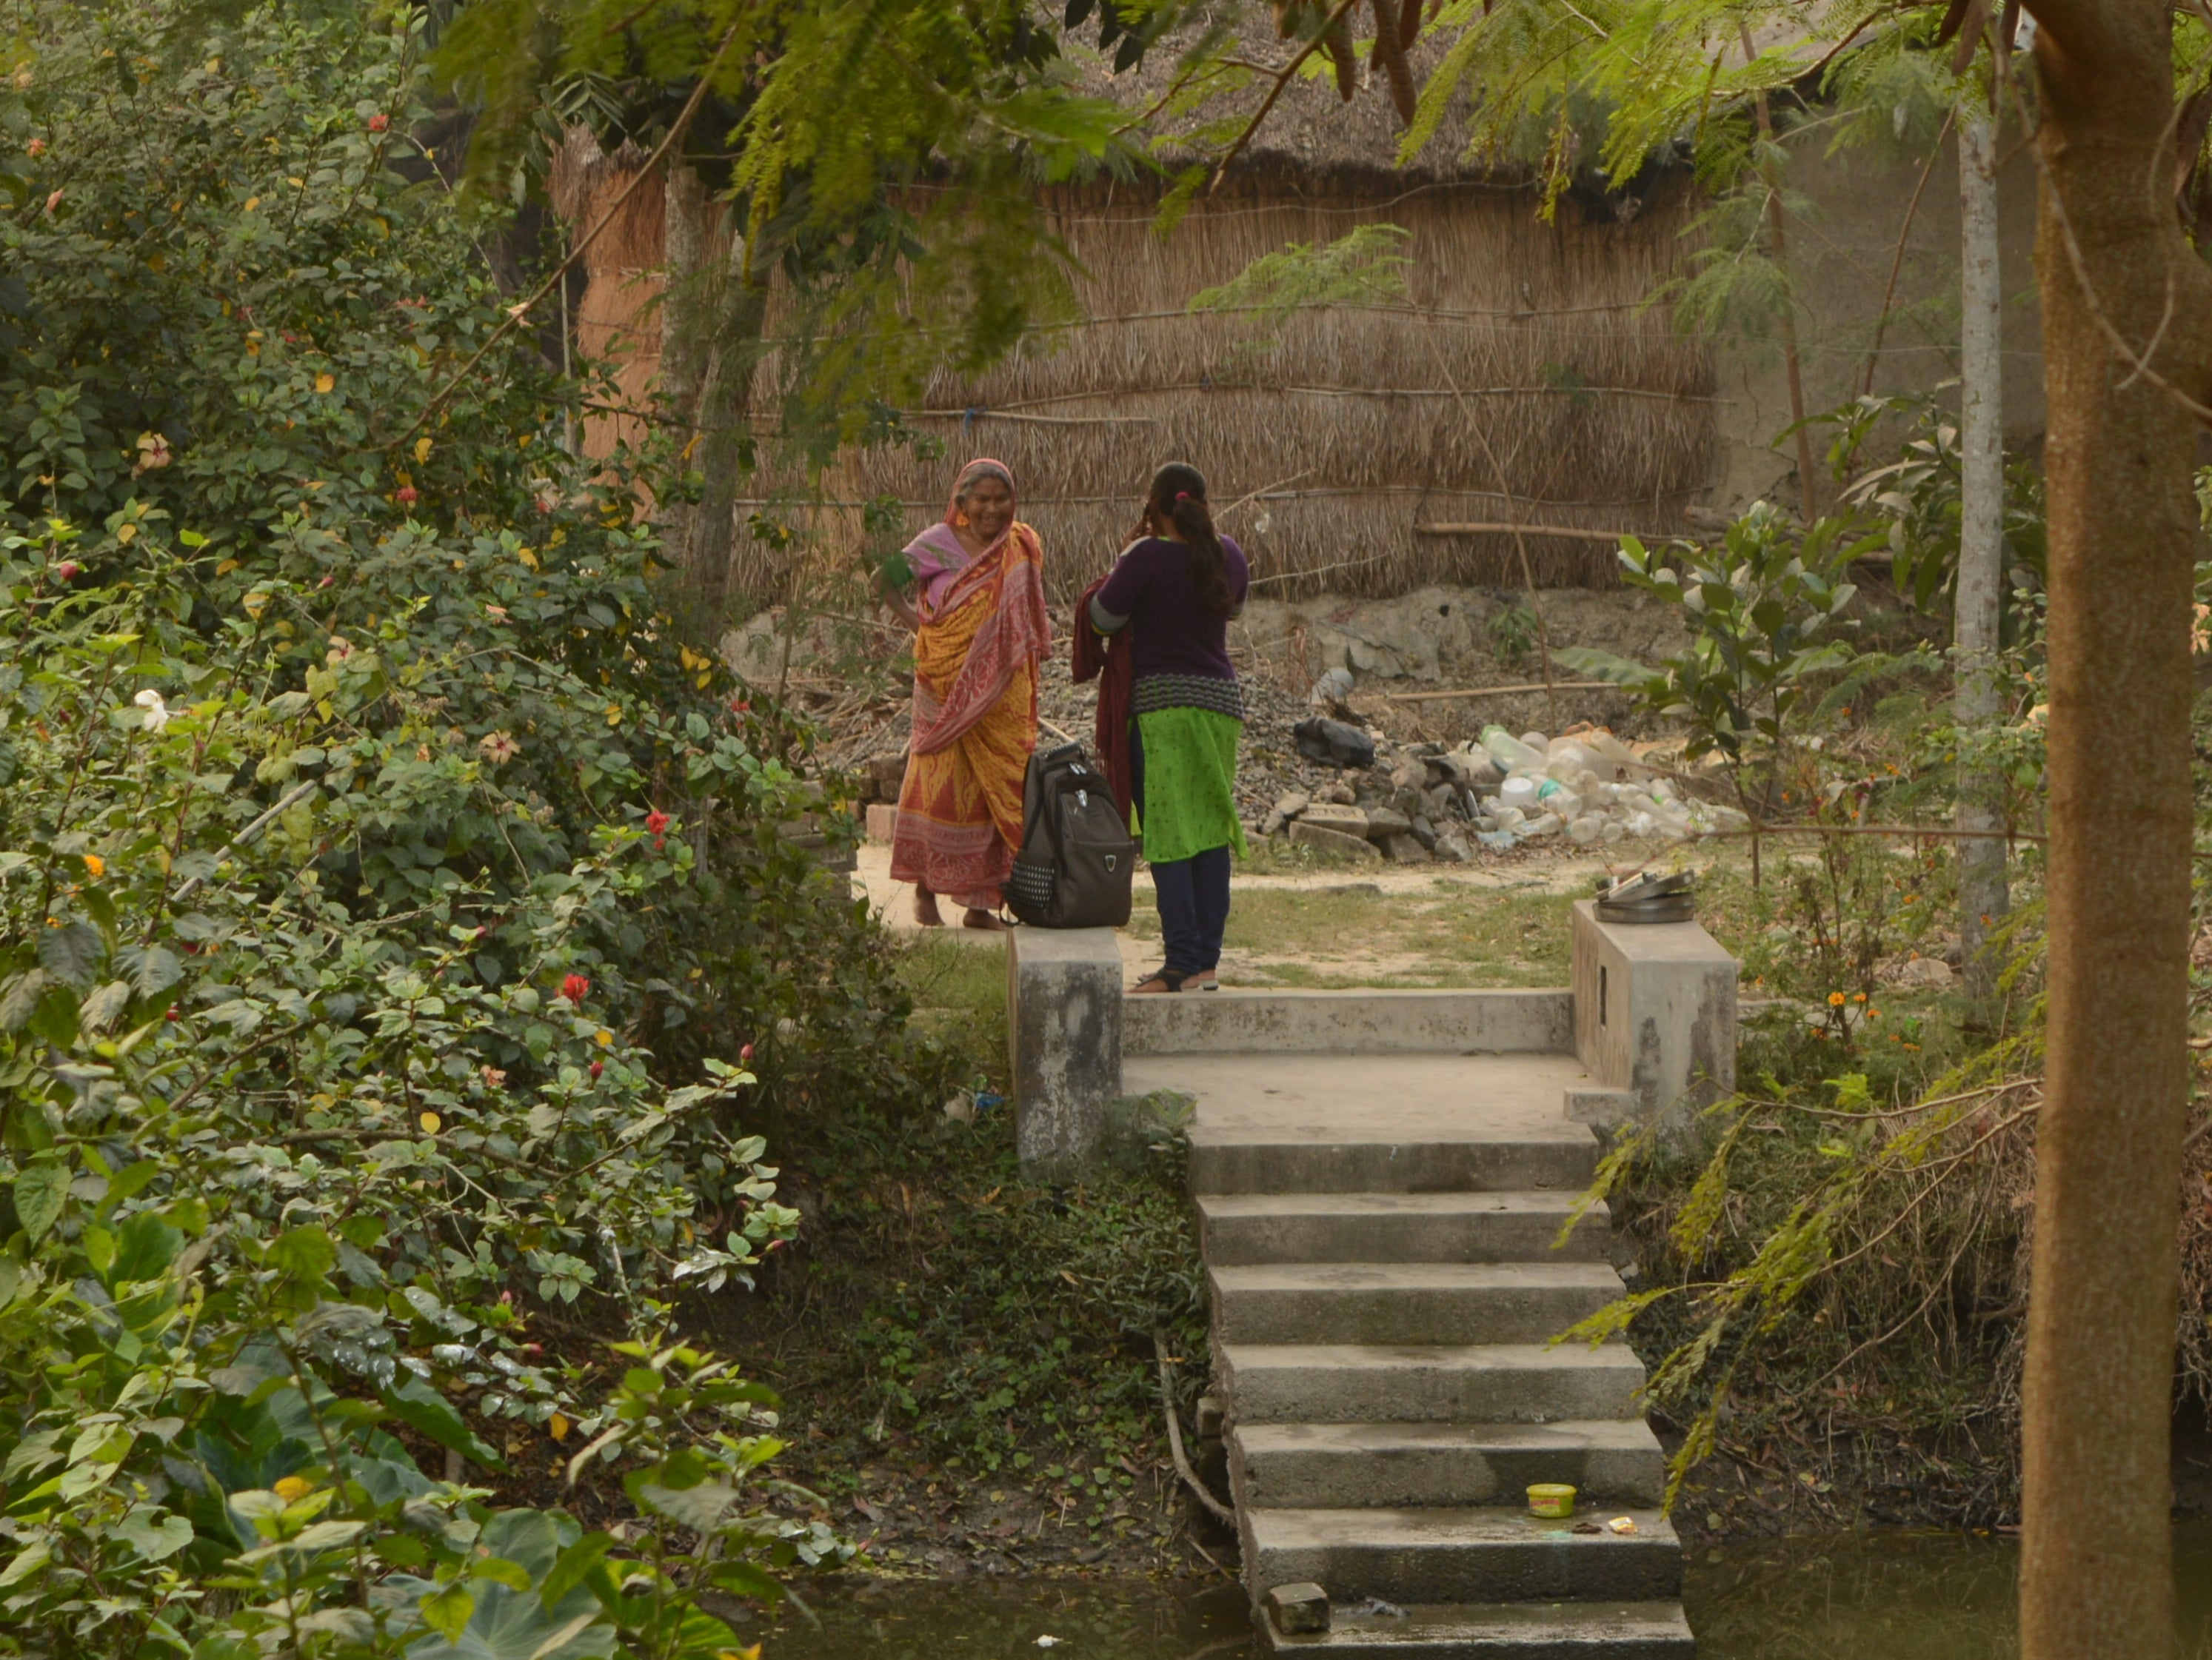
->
[[1123, 994, 1694, 1658]]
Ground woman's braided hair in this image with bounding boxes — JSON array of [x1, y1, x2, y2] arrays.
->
[[1148, 462, 1233, 618]]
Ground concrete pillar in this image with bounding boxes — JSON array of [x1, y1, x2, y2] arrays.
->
[[1570, 900, 1738, 1142], [1007, 927, 1123, 1177]]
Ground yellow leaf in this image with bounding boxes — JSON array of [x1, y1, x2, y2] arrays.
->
[[242, 592, 267, 618], [603, 705, 621, 727], [549, 1413, 570, 1442], [695, 672, 711, 689], [516, 547, 539, 571], [287, 176, 303, 187], [243, 195, 259, 211], [595, 1029, 612, 1047], [314, 373, 335, 395], [214, 558, 239, 575], [116, 523, 136, 543], [414, 436, 432, 464], [147, 251, 165, 272], [273, 1476, 315, 1502], [156, 848, 172, 874], [418, 1111, 441, 1135]]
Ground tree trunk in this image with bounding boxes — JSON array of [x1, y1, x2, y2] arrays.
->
[[1741, 28, 1820, 526], [682, 252, 769, 623], [2017, 4, 2212, 1656], [659, 161, 712, 567], [1955, 100, 2009, 1003]]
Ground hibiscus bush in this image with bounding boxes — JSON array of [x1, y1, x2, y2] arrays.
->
[[0, 3, 957, 1652]]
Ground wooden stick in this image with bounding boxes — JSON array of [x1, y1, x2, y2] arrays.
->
[[1383, 680, 1617, 703], [1414, 521, 1648, 542]]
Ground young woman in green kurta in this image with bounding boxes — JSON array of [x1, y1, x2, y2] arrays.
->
[[1087, 463, 1249, 993]]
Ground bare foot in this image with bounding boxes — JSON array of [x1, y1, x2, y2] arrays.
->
[[913, 889, 944, 928], [961, 907, 1010, 931]]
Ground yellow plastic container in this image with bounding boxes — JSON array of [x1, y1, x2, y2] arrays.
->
[[1526, 1483, 1577, 1519]]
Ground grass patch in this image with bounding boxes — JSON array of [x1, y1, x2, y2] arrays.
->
[[892, 934, 1008, 1060], [1128, 877, 1584, 988]]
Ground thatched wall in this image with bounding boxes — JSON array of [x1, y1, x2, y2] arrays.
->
[[799, 172, 1715, 603], [549, 131, 668, 461]]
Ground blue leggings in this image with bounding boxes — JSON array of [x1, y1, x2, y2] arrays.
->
[[1130, 720, 1232, 977]]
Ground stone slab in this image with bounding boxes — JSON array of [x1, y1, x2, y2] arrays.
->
[[1220, 1342, 1648, 1425], [1292, 821, 1383, 861], [1243, 1507, 1682, 1605], [864, 803, 899, 843], [1231, 1419, 1668, 1511], [1196, 1191, 1612, 1266], [1209, 1261, 1625, 1347], [1262, 1599, 1694, 1656], [1124, 989, 1574, 1057]]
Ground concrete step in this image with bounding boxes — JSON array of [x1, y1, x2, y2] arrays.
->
[[1125, 988, 1573, 1057], [1212, 1262, 1625, 1347], [1262, 1599, 1695, 1657], [1199, 1191, 1612, 1267], [1191, 1131, 1594, 1197], [1232, 1421, 1668, 1511], [1246, 1506, 1680, 1605], [1222, 1343, 1648, 1425]]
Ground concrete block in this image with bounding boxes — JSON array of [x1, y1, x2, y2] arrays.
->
[[1007, 927, 1123, 1177], [1571, 900, 1737, 1144], [1265, 1582, 1331, 1636], [1125, 988, 1571, 1057], [865, 803, 899, 843]]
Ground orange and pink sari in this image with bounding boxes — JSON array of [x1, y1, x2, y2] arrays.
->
[[889, 462, 1050, 908]]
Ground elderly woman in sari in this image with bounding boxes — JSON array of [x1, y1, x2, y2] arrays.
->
[[879, 459, 1049, 929]]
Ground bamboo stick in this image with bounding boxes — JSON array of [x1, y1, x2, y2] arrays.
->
[[1383, 680, 1617, 702], [1414, 522, 1647, 542]]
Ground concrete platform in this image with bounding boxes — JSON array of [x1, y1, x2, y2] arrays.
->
[[1125, 988, 1574, 1057], [1245, 1507, 1682, 1605], [1232, 1420, 1668, 1511], [1264, 1600, 1695, 1657], [1197, 1191, 1613, 1266], [1132, 1052, 1600, 1195], [1221, 1342, 1648, 1425], [1211, 1262, 1626, 1347]]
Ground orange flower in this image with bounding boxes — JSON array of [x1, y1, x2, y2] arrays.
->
[[1828, 991, 1846, 1007]]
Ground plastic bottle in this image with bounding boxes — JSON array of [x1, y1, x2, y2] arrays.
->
[[1567, 814, 1605, 845], [1480, 725, 1546, 772], [1492, 805, 1526, 832], [1521, 811, 1562, 838], [1498, 776, 1540, 814]]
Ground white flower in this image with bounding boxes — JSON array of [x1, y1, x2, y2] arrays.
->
[[134, 689, 170, 732]]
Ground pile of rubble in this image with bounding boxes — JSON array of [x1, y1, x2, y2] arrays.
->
[[1260, 723, 1745, 866], [805, 614, 1738, 866]]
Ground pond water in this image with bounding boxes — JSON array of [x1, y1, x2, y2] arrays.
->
[[745, 1522, 2212, 1658]]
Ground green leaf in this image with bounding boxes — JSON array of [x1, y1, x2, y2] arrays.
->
[[471, 1556, 535, 1592], [116, 1505, 194, 1562], [267, 1225, 336, 1279], [538, 1533, 612, 1611], [13, 1162, 68, 1245], [37, 921, 103, 991], [378, 1372, 504, 1469], [419, 1581, 477, 1643], [0, 969, 47, 1031]]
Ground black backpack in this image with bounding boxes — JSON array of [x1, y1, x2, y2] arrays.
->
[[1005, 743, 1136, 929]]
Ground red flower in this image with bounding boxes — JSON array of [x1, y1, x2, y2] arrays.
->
[[589, 1060, 604, 1081], [739, 1042, 755, 1062], [645, 808, 669, 850], [26, 138, 44, 158], [728, 697, 750, 714], [368, 113, 390, 133], [164, 1007, 181, 1022], [395, 485, 418, 506], [318, 574, 335, 588], [560, 973, 590, 1004]]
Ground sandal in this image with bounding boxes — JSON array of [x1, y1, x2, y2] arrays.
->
[[1130, 968, 1188, 994]]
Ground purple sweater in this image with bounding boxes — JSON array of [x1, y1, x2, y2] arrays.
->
[[1092, 535, 1249, 683]]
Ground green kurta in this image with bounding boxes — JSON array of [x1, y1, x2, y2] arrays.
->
[[1132, 706, 1247, 865]]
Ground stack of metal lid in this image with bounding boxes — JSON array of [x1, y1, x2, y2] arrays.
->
[[1595, 870, 1694, 923]]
